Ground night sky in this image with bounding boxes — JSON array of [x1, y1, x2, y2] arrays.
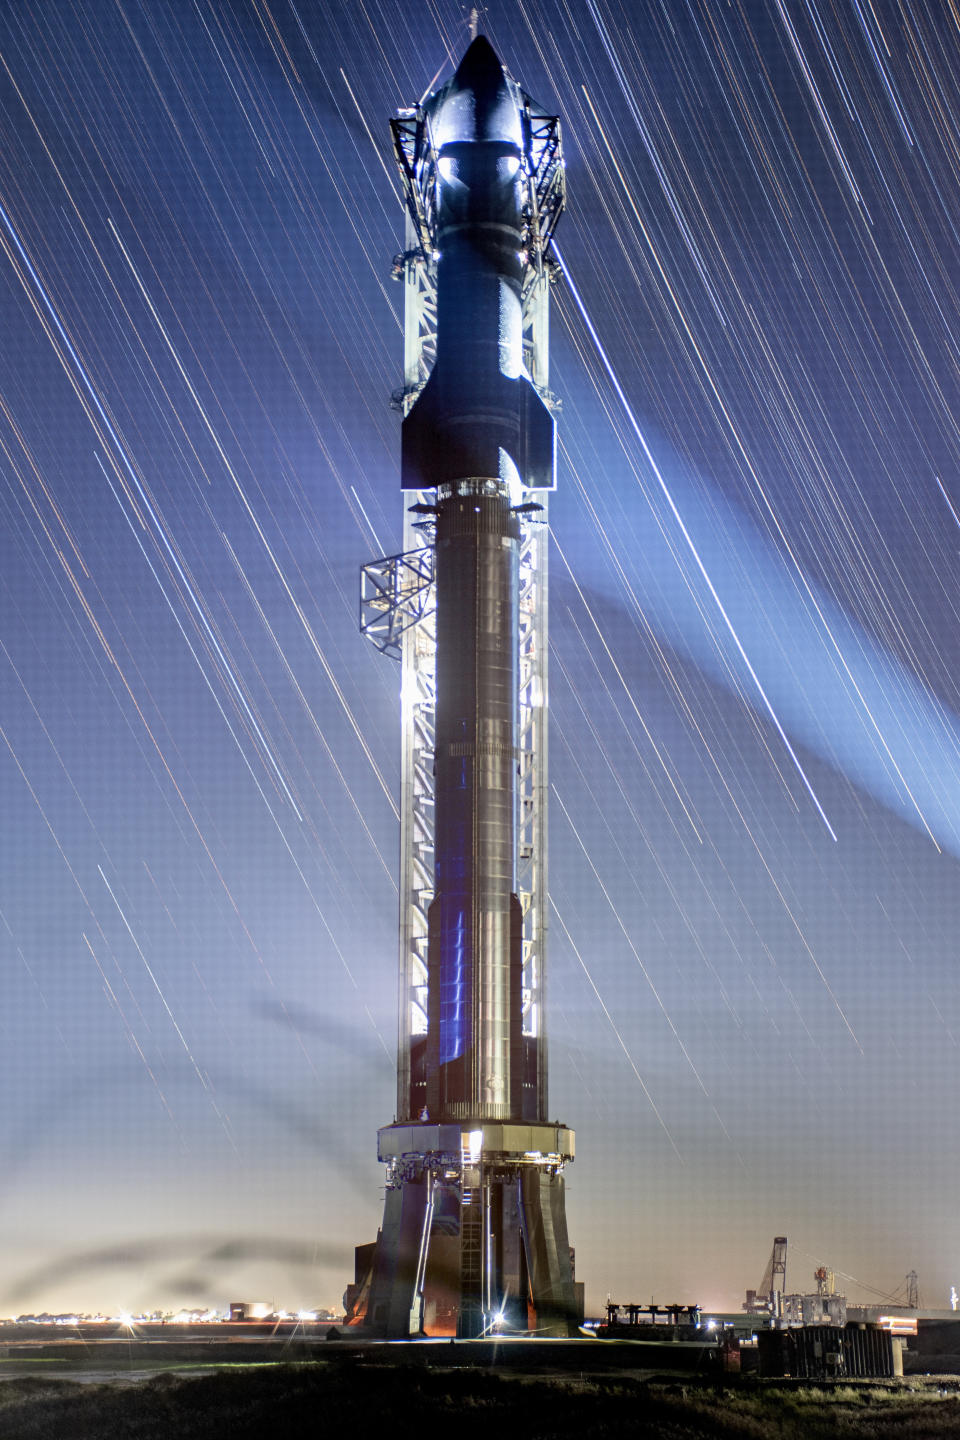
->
[[2, 0, 959, 1319]]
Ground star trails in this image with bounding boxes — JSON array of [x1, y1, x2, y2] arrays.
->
[[98, 864, 237, 1150], [553, 242, 839, 844], [0, 196, 303, 818], [550, 898, 682, 1162], [108, 218, 398, 821]]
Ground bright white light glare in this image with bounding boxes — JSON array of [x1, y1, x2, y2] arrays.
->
[[466, 1128, 483, 1161], [878, 1316, 918, 1335], [500, 155, 520, 178], [498, 281, 522, 379], [438, 157, 457, 183], [498, 447, 523, 504]]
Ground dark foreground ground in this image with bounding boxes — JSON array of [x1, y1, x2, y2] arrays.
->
[[3, 1361, 960, 1439]]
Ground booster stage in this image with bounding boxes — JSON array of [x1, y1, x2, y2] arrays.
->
[[354, 35, 578, 1339]]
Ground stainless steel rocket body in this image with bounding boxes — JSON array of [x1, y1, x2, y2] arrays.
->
[[427, 483, 521, 1119]]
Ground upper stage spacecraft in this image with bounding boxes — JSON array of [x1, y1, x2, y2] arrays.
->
[[400, 36, 555, 495]]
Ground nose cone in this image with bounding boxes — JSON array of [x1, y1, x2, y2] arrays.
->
[[432, 35, 522, 149], [452, 34, 506, 95]]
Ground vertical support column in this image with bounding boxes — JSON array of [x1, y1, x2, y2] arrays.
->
[[459, 1137, 484, 1337], [496, 1173, 527, 1330], [517, 264, 554, 1118], [397, 212, 438, 1121], [516, 507, 549, 1118]]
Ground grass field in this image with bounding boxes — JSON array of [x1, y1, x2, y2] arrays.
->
[[3, 1365, 960, 1439]]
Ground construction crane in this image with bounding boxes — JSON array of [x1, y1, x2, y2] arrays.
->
[[760, 1236, 788, 1311], [743, 1236, 787, 1317]]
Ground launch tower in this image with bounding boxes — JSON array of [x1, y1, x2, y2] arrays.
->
[[356, 36, 577, 1338]]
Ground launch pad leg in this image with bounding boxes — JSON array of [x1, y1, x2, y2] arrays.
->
[[519, 1168, 578, 1336], [366, 1178, 430, 1337]]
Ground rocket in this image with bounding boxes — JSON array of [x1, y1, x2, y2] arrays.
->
[[402, 37, 554, 1123], [354, 35, 577, 1339]]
